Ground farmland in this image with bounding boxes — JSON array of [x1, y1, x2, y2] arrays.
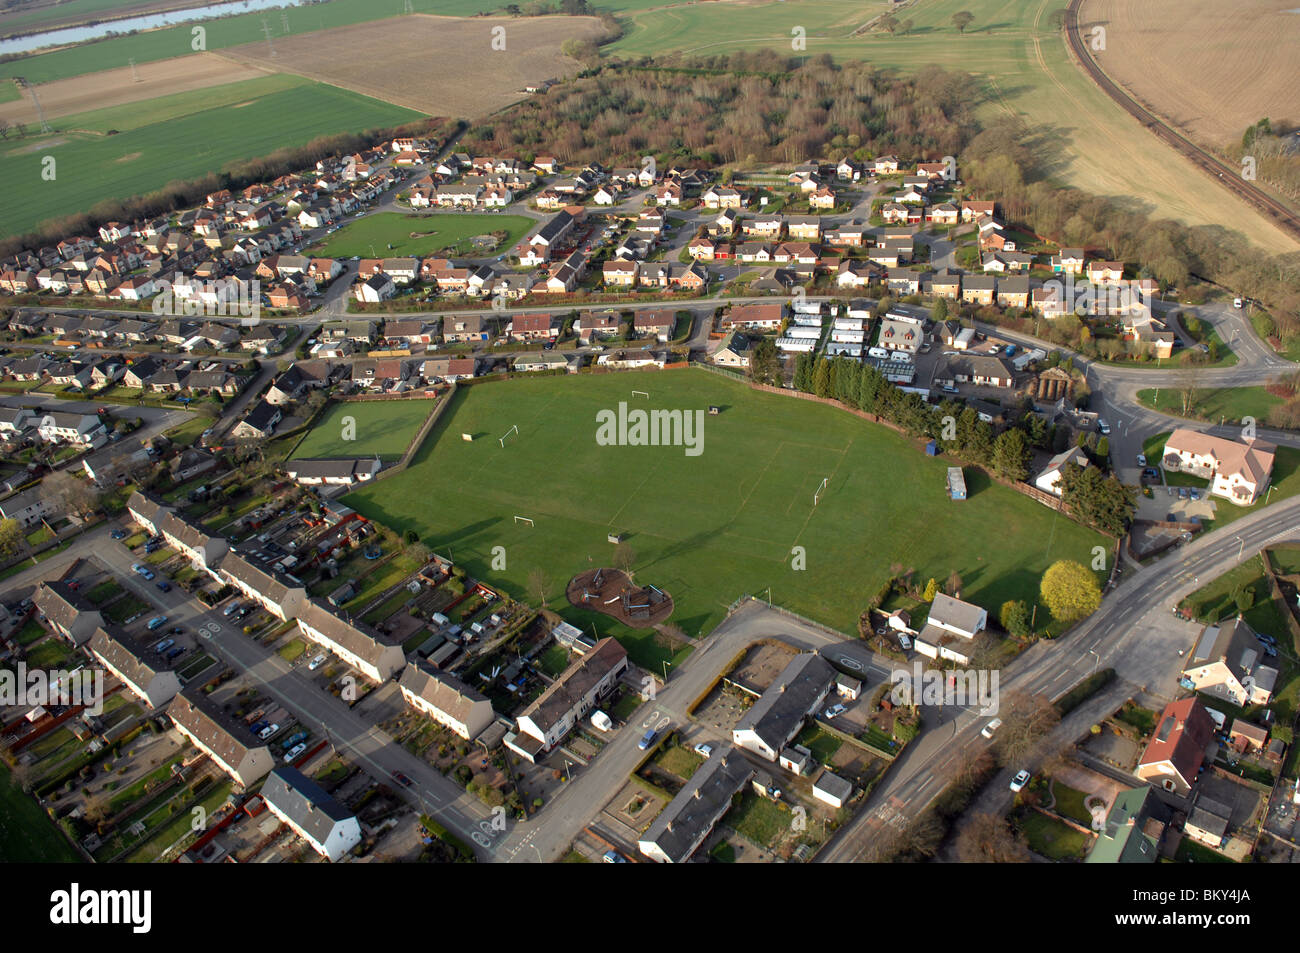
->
[[290, 399, 437, 461], [307, 212, 535, 259], [219, 14, 608, 117], [0, 75, 420, 239], [343, 371, 1107, 640], [0, 52, 271, 127], [606, 0, 1297, 249], [1078, 0, 1300, 149]]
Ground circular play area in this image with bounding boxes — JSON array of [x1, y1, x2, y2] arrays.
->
[[566, 568, 674, 627]]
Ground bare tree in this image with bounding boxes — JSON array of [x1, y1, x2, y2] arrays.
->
[[40, 470, 101, 519], [993, 691, 1061, 767], [1175, 366, 1200, 418], [614, 543, 636, 576], [955, 812, 1031, 863]]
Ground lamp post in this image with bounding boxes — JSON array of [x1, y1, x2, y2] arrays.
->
[[1087, 648, 1099, 675], [1236, 536, 1245, 564]]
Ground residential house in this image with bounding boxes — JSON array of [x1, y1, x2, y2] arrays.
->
[[284, 458, 382, 487], [1182, 616, 1278, 707], [398, 664, 494, 740], [637, 747, 754, 864], [87, 626, 182, 709], [732, 653, 835, 761], [1085, 785, 1169, 863], [33, 581, 103, 646], [1135, 697, 1215, 796], [167, 688, 275, 787], [1162, 429, 1275, 506], [232, 400, 281, 440], [1034, 448, 1091, 496], [513, 638, 628, 752], [296, 599, 405, 683], [913, 594, 988, 665], [261, 766, 362, 862]]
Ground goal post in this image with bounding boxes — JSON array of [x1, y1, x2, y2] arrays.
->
[[514, 515, 534, 527], [498, 424, 519, 448], [631, 390, 649, 399], [813, 477, 829, 506]]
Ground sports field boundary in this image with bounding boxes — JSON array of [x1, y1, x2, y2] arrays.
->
[[370, 386, 457, 482]]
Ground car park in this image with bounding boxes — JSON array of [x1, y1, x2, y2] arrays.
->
[[981, 718, 1003, 739], [1010, 769, 1031, 792]]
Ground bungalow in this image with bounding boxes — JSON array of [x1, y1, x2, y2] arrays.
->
[[422, 356, 477, 383], [722, 303, 784, 330], [932, 352, 1015, 390], [711, 331, 753, 368], [637, 747, 754, 863], [513, 351, 569, 373], [231, 400, 281, 440], [733, 653, 835, 761], [1034, 448, 1091, 496], [284, 458, 382, 487], [444, 315, 490, 343]]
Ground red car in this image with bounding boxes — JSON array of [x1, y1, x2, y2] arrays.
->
[[390, 770, 413, 788]]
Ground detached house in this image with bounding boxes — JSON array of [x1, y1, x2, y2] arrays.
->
[[1162, 429, 1274, 506], [913, 594, 988, 665], [1182, 617, 1278, 707], [1135, 697, 1215, 796]]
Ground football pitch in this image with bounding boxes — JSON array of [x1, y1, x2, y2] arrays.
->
[[343, 370, 1107, 641], [290, 399, 436, 461]]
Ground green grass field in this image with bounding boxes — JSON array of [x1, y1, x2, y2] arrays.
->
[[342, 370, 1107, 639], [1137, 387, 1282, 427], [0, 75, 421, 238], [291, 399, 436, 461], [306, 212, 535, 259], [0, 761, 81, 862]]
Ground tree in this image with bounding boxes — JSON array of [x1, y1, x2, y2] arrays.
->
[[1040, 559, 1102, 624], [932, 296, 949, 323], [749, 338, 781, 386], [0, 518, 23, 561], [1176, 366, 1200, 417], [1058, 464, 1137, 536], [952, 11, 975, 33], [614, 543, 636, 575], [1000, 599, 1031, 638], [992, 428, 1030, 482], [955, 812, 1031, 863], [879, 14, 899, 34], [922, 577, 939, 601], [40, 470, 101, 519], [994, 691, 1060, 766], [812, 357, 832, 398]]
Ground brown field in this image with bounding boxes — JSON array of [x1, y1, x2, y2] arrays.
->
[[216, 14, 607, 118], [0, 52, 271, 125], [1080, 0, 1300, 148]]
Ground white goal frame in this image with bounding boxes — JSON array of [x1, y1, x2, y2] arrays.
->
[[499, 424, 519, 448], [631, 390, 649, 399], [514, 515, 534, 527], [813, 477, 829, 506]]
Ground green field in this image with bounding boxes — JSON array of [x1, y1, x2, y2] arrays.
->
[[0, 0, 508, 83], [307, 212, 535, 259], [0, 761, 81, 863], [1137, 387, 1283, 427], [343, 370, 1107, 639], [0, 75, 421, 238], [291, 399, 436, 461]]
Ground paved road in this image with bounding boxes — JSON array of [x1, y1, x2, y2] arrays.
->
[[818, 492, 1300, 862]]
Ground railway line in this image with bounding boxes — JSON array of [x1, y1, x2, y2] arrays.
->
[[1064, 0, 1300, 241]]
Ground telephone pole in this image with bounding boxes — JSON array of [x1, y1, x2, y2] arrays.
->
[[260, 18, 277, 57]]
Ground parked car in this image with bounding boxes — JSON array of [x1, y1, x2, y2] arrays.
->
[[146, 615, 168, 630], [282, 731, 308, 750], [897, 634, 912, 651], [1136, 454, 1147, 467], [823, 703, 847, 720], [981, 717, 1003, 739], [284, 743, 307, 762], [222, 601, 242, 617], [1097, 419, 1111, 435], [1257, 632, 1279, 647], [602, 850, 628, 863], [258, 724, 279, 741], [1178, 487, 1189, 499], [1010, 769, 1031, 792], [166, 646, 186, 660], [638, 729, 659, 750], [155, 580, 171, 592], [153, 638, 174, 654], [308, 654, 327, 671], [110, 529, 127, 540], [693, 742, 714, 758]]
